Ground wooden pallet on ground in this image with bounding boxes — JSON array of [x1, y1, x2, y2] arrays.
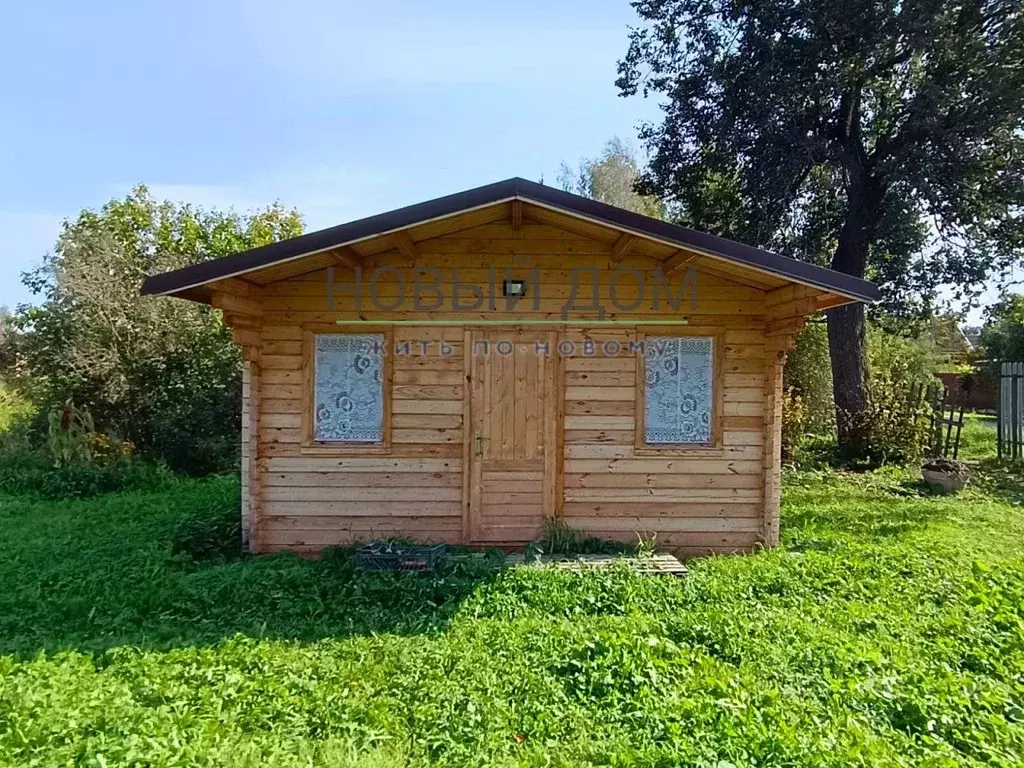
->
[[504, 552, 688, 577]]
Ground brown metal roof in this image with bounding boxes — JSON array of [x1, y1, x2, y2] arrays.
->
[[140, 177, 880, 303]]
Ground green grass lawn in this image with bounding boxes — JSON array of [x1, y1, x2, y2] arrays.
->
[[959, 413, 999, 461], [1, 465, 1023, 767]]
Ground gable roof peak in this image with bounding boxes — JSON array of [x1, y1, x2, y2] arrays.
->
[[141, 177, 880, 303]]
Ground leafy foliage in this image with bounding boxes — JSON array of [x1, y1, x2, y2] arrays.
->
[[848, 374, 932, 467], [0, 455, 177, 499], [0, 378, 177, 499], [784, 321, 942, 465], [617, 0, 1024, 453], [0, 466, 1023, 765], [527, 519, 634, 558], [617, 0, 1024, 313], [44, 400, 95, 468], [0, 382, 34, 435], [558, 137, 665, 218], [780, 387, 809, 463], [0, 186, 303, 475], [867, 324, 944, 388], [784, 322, 835, 436], [980, 293, 1024, 362]]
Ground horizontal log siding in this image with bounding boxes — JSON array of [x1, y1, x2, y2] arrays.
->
[[258, 325, 464, 553], [559, 327, 765, 557], [251, 222, 767, 555]]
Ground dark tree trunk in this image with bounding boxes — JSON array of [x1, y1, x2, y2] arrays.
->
[[827, 301, 868, 451], [828, 178, 884, 458]]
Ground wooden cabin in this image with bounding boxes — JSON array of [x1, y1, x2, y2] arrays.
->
[[142, 178, 878, 556]]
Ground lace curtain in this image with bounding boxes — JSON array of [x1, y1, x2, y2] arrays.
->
[[644, 337, 713, 444], [314, 334, 384, 442]]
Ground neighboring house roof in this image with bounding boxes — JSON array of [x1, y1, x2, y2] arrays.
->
[[925, 316, 975, 355], [140, 177, 881, 303], [962, 326, 983, 349]]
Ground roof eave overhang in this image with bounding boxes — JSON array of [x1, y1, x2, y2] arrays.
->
[[140, 195, 522, 299], [512, 196, 876, 305], [140, 178, 881, 304]]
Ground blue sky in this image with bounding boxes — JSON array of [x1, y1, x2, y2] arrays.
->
[[0, 0, 1005, 321], [0, 0, 661, 308]]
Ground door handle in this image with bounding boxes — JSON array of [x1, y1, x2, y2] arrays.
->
[[474, 431, 483, 456]]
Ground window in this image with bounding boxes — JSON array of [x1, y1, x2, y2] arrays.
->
[[313, 333, 385, 442], [642, 336, 715, 445]]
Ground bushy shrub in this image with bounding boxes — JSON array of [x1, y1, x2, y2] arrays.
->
[[782, 323, 838, 463], [0, 382, 34, 434], [867, 323, 941, 391], [835, 325, 943, 468], [0, 399, 177, 499], [0, 384, 36, 459], [785, 321, 941, 468], [784, 322, 834, 436], [781, 389, 845, 468], [0, 453, 177, 499], [0, 186, 302, 477], [845, 374, 933, 468]]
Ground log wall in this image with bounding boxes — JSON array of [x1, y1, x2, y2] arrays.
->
[[240, 221, 771, 555]]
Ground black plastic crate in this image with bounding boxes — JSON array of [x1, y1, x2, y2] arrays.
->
[[355, 542, 446, 573]]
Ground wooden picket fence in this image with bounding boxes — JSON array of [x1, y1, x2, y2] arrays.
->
[[930, 385, 967, 460], [910, 380, 967, 460], [998, 362, 1024, 461]]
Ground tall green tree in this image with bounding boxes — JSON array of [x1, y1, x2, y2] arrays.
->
[[618, 0, 1024, 455], [558, 137, 665, 218], [3, 186, 303, 474], [980, 293, 1024, 362]]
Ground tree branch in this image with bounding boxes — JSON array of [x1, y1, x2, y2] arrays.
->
[[865, 47, 914, 78], [831, 85, 873, 182]]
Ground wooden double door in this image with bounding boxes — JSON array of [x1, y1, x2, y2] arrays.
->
[[467, 329, 559, 543]]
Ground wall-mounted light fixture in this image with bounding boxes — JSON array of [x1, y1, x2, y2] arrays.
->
[[503, 279, 526, 298]]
